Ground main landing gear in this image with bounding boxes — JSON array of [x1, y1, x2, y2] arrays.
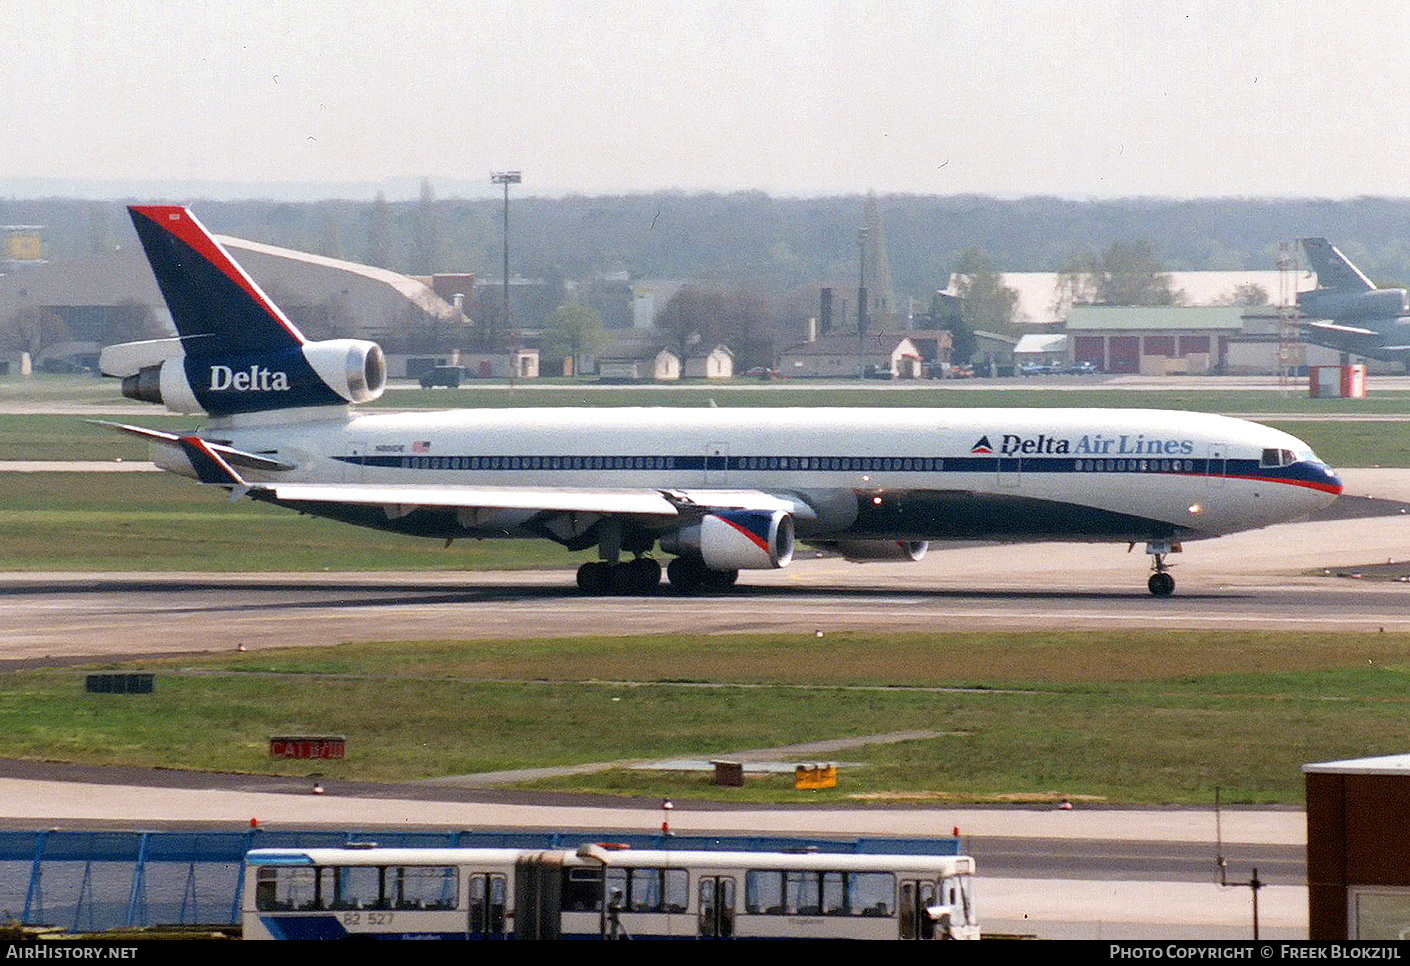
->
[[666, 556, 738, 594], [1146, 540, 1176, 597], [576, 557, 662, 595]]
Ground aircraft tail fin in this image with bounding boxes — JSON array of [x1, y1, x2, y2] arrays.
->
[[118, 206, 385, 418], [1300, 238, 1376, 293], [128, 206, 308, 357]]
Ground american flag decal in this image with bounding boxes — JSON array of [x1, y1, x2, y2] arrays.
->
[[412, 440, 431, 453]]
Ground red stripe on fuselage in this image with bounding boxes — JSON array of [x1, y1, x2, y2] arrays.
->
[[129, 206, 305, 345], [1224, 473, 1343, 495]]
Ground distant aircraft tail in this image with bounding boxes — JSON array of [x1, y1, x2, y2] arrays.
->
[[1300, 238, 1376, 293], [112, 206, 385, 417]]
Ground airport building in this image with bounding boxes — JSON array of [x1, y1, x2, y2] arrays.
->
[[1064, 305, 1245, 375], [777, 332, 923, 378], [1306, 754, 1410, 939]]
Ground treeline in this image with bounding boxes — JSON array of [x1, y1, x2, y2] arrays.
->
[[9, 192, 1410, 300]]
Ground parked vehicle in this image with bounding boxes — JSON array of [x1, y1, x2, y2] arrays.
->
[[243, 845, 980, 940], [419, 366, 464, 388]]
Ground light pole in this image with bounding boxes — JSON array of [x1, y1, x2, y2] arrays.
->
[[857, 228, 869, 378], [490, 171, 521, 379]]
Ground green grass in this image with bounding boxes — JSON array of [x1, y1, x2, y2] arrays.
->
[[1260, 419, 1410, 468], [0, 415, 191, 461], [4, 630, 1407, 804], [0, 473, 579, 571]]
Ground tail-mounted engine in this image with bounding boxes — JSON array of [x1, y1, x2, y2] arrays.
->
[[118, 339, 386, 416], [660, 509, 795, 570]]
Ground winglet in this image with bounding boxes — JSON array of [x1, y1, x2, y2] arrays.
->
[[176, 435, 249, 493]]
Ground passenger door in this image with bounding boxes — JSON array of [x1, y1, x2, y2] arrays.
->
[[467, 873, 507, 939], [704, 442, 729, 485], [899, 879, 938, 940], [1207, 443, 1227, 488], [697, 876, 735, 938]]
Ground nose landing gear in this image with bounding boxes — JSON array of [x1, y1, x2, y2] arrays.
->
[[1146, 540, 1178, 597]]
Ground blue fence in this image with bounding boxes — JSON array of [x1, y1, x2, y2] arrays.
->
[[0, 829, 960, 932]]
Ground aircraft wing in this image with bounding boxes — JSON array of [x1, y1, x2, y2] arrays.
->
[[259, 482, 815, 520], [264, 482, 683, 516]]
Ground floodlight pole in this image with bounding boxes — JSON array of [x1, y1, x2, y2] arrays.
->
[[491, 171, 521, 383], [857, 228, 868, 379]]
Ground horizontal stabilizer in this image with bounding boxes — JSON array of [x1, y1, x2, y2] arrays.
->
[[87, 421, 295, 471], [1301, 319, 1380, 336]]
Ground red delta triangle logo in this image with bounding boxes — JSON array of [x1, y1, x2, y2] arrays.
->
[[970, 435, 993, 454]]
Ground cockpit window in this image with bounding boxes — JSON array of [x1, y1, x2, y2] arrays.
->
[[1261, 448, 1298, 468]]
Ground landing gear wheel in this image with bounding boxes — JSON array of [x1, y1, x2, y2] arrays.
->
[[576, 561, 612, 595], [667, 556, 705, 594], [701, 568, 739, 591], [611, 557, 662, 595], [1148, 571, 1175, 597]]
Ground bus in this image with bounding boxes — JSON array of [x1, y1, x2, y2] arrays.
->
[[242, 844, 978, 940]]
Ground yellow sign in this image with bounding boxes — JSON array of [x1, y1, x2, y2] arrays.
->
[[5, 231, 41, 260], [794, 764, 837, 790]]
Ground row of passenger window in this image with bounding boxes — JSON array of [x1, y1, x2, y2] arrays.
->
[[1076, 458, 1195, 473], [401, 455, 681, 471], [736, 457, 942, 472], [398, 456, 949, 472], [255, 865, 458, 911], [561, 867, 689, 913], [744, 870, 896, 917]]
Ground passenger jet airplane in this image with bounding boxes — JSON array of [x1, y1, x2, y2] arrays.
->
[[96, 206, 1342, 597]]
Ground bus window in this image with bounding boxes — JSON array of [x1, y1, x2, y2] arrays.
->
[[334, 865, 384, 910], [822, 871, 846, 914], [745, 870, 784, 914], [784, 870, 821, 914], [626, 868, 689, 913], [849, 872, 896, 917], [560, 866, 627, 912], [255, 867, 315, 911], [392, 866, 457, 910]]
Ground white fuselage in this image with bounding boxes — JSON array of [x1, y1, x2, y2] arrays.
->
[[169, 406, 1341, 545]]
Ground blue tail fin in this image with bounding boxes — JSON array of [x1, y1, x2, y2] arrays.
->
[[128, 205, 308, 356]]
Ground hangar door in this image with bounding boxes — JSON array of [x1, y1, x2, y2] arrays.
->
[[1107, 337, 1140, 374]]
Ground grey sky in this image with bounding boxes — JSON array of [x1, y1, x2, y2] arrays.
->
[[3, 1, 1406, 199]]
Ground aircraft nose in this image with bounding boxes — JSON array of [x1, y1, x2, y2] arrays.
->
[[1309, 463, 1343, 508]]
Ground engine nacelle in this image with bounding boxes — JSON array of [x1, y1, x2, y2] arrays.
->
[[122, 339, 385, 416], [1298, 287, 1409, 321], [828, 539, 929, 563], [660, 509, 795, 570]]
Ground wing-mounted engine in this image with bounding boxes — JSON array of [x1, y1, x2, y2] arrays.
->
[[113, 339, 386, 416], [820, 539, 929, 563], [660, 508, 795, 570]]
